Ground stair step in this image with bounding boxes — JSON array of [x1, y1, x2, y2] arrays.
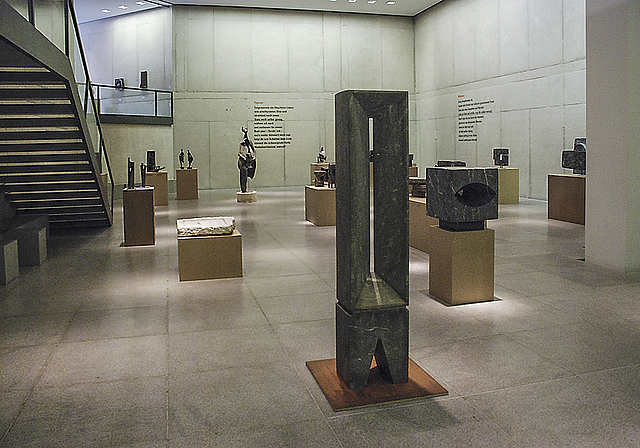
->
[[0, 126, 79, 132], [0, 67, 51, 73], [7, 190, 101, 200]]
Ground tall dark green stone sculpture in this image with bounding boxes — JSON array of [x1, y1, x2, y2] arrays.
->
[[335, 90, 409, 390]]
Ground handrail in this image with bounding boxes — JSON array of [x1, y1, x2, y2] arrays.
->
[[92, 83, 173, 119], [19, 0, 115, 219], [67, 0, 115, 215]]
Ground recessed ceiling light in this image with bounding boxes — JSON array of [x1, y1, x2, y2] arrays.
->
[[101, 8, 111, 13], [368, 0, 376, 3], [349, 0, 357, 3], [387, 0, 396, 4], [118, 5, 128, 9], [136, 0, 146, 4]]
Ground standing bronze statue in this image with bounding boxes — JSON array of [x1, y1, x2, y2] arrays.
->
[[238, 127, 256, 193]]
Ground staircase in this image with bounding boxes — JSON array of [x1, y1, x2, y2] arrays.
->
[[0, 1, 113, 228]]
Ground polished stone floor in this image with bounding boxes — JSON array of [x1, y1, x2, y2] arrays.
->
[[1, 187, 640, 447]]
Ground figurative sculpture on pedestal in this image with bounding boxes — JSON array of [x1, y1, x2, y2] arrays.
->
[[179, 149, 185, 169], [187, 150, 194, 169], [127, 158, 135, 189], [317, 147, 327, 163], [238, 127, 256, 193]]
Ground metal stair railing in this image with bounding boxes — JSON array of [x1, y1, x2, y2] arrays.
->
[[4, 0, 115, 222]]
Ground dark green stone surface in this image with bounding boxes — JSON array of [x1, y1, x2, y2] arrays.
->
[[334, 90, 409, 390], [336, 303, 409, 390]]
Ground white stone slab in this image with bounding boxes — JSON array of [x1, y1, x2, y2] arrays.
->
[[176, 216, 235, 237]]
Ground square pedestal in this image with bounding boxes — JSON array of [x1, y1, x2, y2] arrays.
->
[[305, 185, 336, 226], [548, 174, 585, 225], [429, 226, 495, 305], [310, 163, 329, 184], [178, 229, 243, 281], [498, 168, 519, 204], [237, 191, 257, 203], [176, 169, 198, 200], [408, 165, 418, 177], [0, 239, 18, 284], [409, 197, 439, 253], [123, 187, 155, 246], [145, 171, 168, 206]]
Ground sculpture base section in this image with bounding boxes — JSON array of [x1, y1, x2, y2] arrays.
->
[[177, 229, 242, 281], [236, 191, 257, 203], [306, 358, 448, 411], [336, 303, 409, 390], [548, 174, 585, 225], [176, 168, 198, 200], [305, 185, 336, 226], [123, 187, 155, 247], [428, 226, 495, 305], [409, 197, 439, 253], [145, 171, 168, 206]]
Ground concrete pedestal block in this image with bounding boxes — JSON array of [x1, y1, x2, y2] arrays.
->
[[429, 226, 495, 305], [498, 168, 519, 204], [178, 229, 243, 281], [145, 171, 168, 206], [305, 185, 336, 226], [408, 165, 418, 177], [548, 174, 585, 225], [176, 168, 198, 200], [409, 197, 439, 253], [123, 187, 155, 246], [0, 239, 18, 284]]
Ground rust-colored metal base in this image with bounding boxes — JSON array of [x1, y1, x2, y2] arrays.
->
[[306, 358, 448, 411]]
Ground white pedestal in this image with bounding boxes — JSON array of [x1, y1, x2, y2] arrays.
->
[[237, 191, 257, 203]]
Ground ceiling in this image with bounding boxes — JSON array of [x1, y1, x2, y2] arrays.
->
[[75, 0, 442, 23]]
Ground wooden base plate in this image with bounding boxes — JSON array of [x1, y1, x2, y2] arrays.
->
[[306, 358, 448, 411]]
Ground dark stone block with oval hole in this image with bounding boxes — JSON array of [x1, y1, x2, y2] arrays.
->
[[426, 167, 498, 228]]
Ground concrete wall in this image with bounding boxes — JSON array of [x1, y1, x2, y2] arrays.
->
[[79, 8, 173, 91], [414, 0, 586, 200], [101, 124, 174, 187], [585, 0, 640, 271], [172, 6, 416, 189]]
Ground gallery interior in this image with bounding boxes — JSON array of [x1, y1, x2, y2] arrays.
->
[[1, 0, 640, 446]]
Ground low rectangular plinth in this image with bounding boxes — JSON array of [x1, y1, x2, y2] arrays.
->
[[306, 358, 447, 411], [176, 169, 198, 200], [409, 197, 439, 253], [0, 239, 18, 284], [408, 165, 418, 177], [123, 187, 155, 246], [429, 226, 495, 305], [178, 229, 242, 281], [145, 171, 169, 206], [237, 191, 257, 203], [498, 168, 519, 204], [548, 174, 585, 225], [305, 185, 336, 226]]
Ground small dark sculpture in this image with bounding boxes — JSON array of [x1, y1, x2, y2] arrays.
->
[[317, 147, 327, 163], [238, 127, 256, 193], [187, 150, 194, 169], [493, 148, 509, 167], [562, 138, 586, 175], [127, 158, 135, 189], [179, 149, 185, 169], [140, 163, 146, 187], [408, 153, 414, 168], [314, 170, 326, 187]]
